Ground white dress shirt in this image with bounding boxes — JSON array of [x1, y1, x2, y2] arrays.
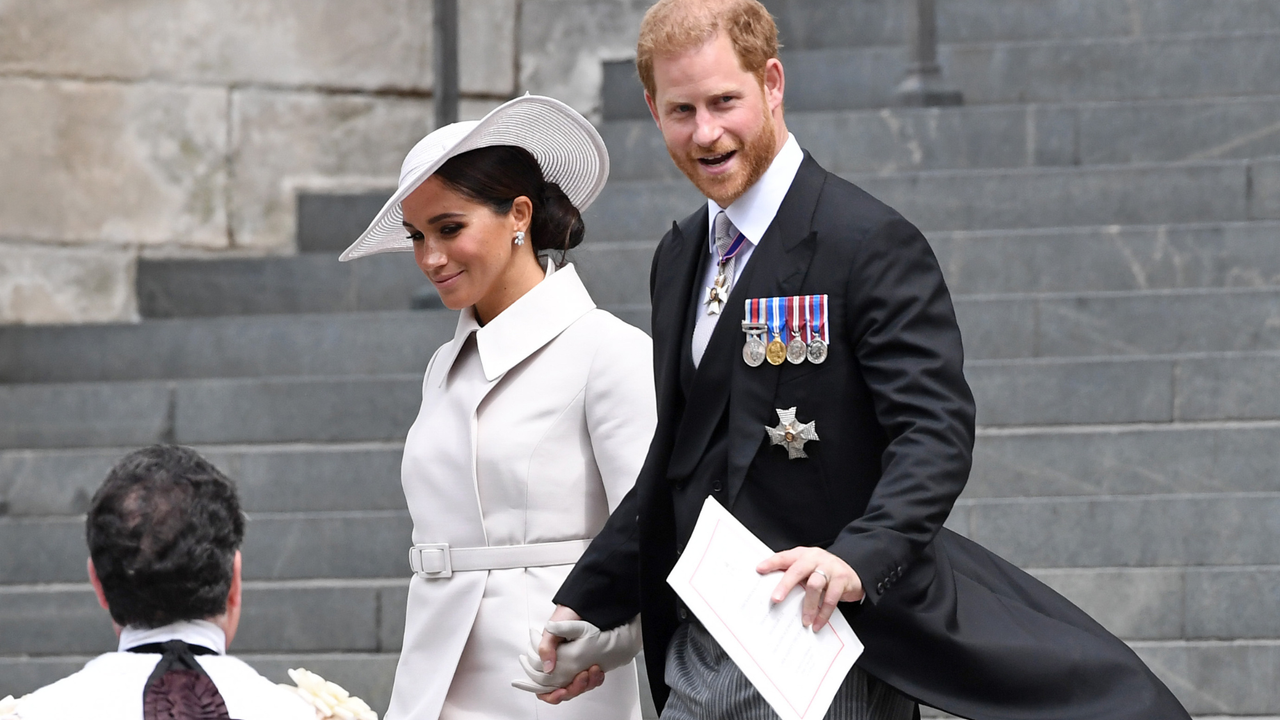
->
[[13, 621, 314, 720], [693, 133, 804, 366]]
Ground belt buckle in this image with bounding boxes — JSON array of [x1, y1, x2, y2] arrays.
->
[[409, 543, 452, 578]]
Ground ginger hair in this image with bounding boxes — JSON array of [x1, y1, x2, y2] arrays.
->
[[635, 0, 780, 99]]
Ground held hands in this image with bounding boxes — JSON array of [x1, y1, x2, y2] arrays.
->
[[757, 547, 865, 632], [514, 606, 642, 704]]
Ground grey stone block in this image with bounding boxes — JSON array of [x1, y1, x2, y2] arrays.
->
[[1078, 97, 1280, 165], [951, 297, 1037, 360], [581, 176, 703, 244], [967, 358, 1175, 426], [0, 511, 412, 584], [0, 585, 116, 656], [0, 517, 87, 584], [240, 511, 412, 580], [933, 222, 1280, 295], [848, 161, 1250, 233], [242, 653, 399, 717], [1032, 288, 1280, 359], [1254, 156, 1280, 220], [296, 191, 396, 254], [569, 241, 657, 307], [0, 311, 455, 384], [378, 583, 411, 652], [1184, 567, 1280, 640], [0, 656, 94, 699], [1175, 353, 1280, 421], [1133, 640, 1280, 715], [1029, 567, 1184, 641], [962, 494, 1280, 568], [942, 32, 1280, 106], [0, 444, 406, 517], [0, 381, 172, 450], [969, 423, 1280, 499], [136, 253, 427, 318], [174, 376, 421, 445]]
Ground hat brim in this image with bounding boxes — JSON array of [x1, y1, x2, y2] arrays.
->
[[339, 95, 610, 262]]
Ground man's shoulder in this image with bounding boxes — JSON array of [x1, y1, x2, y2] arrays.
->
[[803, 157, 909, 237], [14, 653, 154, 718], [199, 656, 316, 720]]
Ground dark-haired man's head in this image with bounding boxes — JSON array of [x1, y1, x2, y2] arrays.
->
[[85, 445, 246, 645]]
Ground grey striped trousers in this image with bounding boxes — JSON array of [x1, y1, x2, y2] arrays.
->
[[661, 622, 916, 720]]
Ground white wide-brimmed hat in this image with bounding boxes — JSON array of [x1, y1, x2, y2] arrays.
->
[[339, 94, 610, 262]]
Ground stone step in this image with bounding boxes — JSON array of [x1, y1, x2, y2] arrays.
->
[[0, 510, 412, 584], [948, 493, 1280, 569], [1133, 640, 1280, 716], [4, 419, 1279, 520], [760, 0, 1280, 50], [3, 565, 1275, 658], [0, 442, 406, 517], [603, 96, 1280, 181], [604, 31, 1280, 118], [6, 351, 1280, 449], [957, 286, 1280, 361], [0, 310, 454, 383], [970, 421, 1280, 499], [585, 158, 1275, 241], [136, 252, 432, 319], [0, 653, 399, 717]]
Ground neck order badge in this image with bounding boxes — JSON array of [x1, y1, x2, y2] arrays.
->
[[742, 295, 830, 367], [705, 230, 749, 316]]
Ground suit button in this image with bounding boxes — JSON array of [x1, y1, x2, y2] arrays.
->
[[678, 607, 689, 621], [712, 481, 723, 492], [676, 543, 684, 555], [876, 582, 884, 593]]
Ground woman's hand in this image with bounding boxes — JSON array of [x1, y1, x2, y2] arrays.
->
[[534, 605, 606, 704]]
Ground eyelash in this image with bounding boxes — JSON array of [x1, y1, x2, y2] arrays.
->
[[405, 224, 463, 242]]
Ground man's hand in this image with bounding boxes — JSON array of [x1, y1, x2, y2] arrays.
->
[[756, 547, 864, 632], [535, 605, 605, 704]]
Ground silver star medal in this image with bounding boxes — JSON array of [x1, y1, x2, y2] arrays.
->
[[765, 407, 819, 459], [705, 273, 731, 315]]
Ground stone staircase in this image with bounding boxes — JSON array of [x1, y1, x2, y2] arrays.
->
[[3, 0, 1280, 716]]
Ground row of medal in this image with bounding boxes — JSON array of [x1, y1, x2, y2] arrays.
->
[[740, 295, 830, 367]]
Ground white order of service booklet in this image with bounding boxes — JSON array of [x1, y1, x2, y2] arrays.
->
[[666, 497, 864, 720]]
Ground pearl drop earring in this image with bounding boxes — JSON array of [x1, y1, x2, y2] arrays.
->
[[514, 231, 526, 246]]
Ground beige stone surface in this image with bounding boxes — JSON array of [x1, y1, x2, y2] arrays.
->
[[519, 0, 650, 118], [0, 78, 229, 248], [0, 0, 434, 92], [228, 89, 433, 250], [0, 243, 137, 324], [461, 0, 518, 96]]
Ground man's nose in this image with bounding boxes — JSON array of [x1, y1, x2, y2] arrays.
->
[[692, 110, 723, 147]]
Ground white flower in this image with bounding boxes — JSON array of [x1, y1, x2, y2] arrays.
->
[[0, 694, 22, 719], [279, 668, 376, 720]]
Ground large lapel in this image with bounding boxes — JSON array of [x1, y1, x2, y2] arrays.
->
[[667, 155, 825, 490], [650, 206, 710, 438]]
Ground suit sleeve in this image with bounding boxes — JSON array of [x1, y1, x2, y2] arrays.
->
[[825, 216, 976, 605]]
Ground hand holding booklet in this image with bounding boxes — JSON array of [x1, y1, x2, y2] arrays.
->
[[666, 497, 864, 720]]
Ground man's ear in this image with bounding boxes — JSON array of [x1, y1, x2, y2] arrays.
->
[[645, 91, 661, 127], [87, 557, 110, 611], [763, 58, 785, 113]]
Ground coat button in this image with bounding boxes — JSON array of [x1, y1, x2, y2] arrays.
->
[[712, 481, 723, 492], [876, 582, 884, 594], [678, 607, 689, 621]]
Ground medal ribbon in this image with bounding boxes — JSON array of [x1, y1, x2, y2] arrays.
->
[[768, 296, 784, 342], [789, 295, 802, 342], [811, 294, 828, 342], [717, 232, 749, 268]]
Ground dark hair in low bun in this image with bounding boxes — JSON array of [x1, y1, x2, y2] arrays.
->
[[434, 145, 585, 264]]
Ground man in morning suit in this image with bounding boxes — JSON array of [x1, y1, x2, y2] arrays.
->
[[537, 1, 1192, 718]]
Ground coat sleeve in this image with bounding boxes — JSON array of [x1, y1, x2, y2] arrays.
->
[[584, 321, 658, 511], [825, 216, 976, 605]]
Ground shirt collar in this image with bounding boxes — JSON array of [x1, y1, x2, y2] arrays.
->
[[435, 260, 596, 383], [707, 132, 804, 251], [118, 619, 227, 655]]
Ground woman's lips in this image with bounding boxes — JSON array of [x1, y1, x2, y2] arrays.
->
[[430, 270, 463, 288]]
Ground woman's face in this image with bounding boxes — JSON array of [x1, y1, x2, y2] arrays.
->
[[402, 175, 536, 321]]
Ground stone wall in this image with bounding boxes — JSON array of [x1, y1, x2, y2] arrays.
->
[[0, 0, 531, 324]]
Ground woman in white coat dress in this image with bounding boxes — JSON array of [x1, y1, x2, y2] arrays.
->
[[338, 96, 655, 720]]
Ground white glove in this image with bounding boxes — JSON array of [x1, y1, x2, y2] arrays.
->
[[511, 615, 643, 694]]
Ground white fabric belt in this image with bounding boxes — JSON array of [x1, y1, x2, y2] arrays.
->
[[409, 539, 592, 579]]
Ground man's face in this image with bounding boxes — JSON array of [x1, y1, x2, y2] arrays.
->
[[645, 32, 785, 207]]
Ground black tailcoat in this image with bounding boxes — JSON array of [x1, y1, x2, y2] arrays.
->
[[556, 154, 1190, 720]]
